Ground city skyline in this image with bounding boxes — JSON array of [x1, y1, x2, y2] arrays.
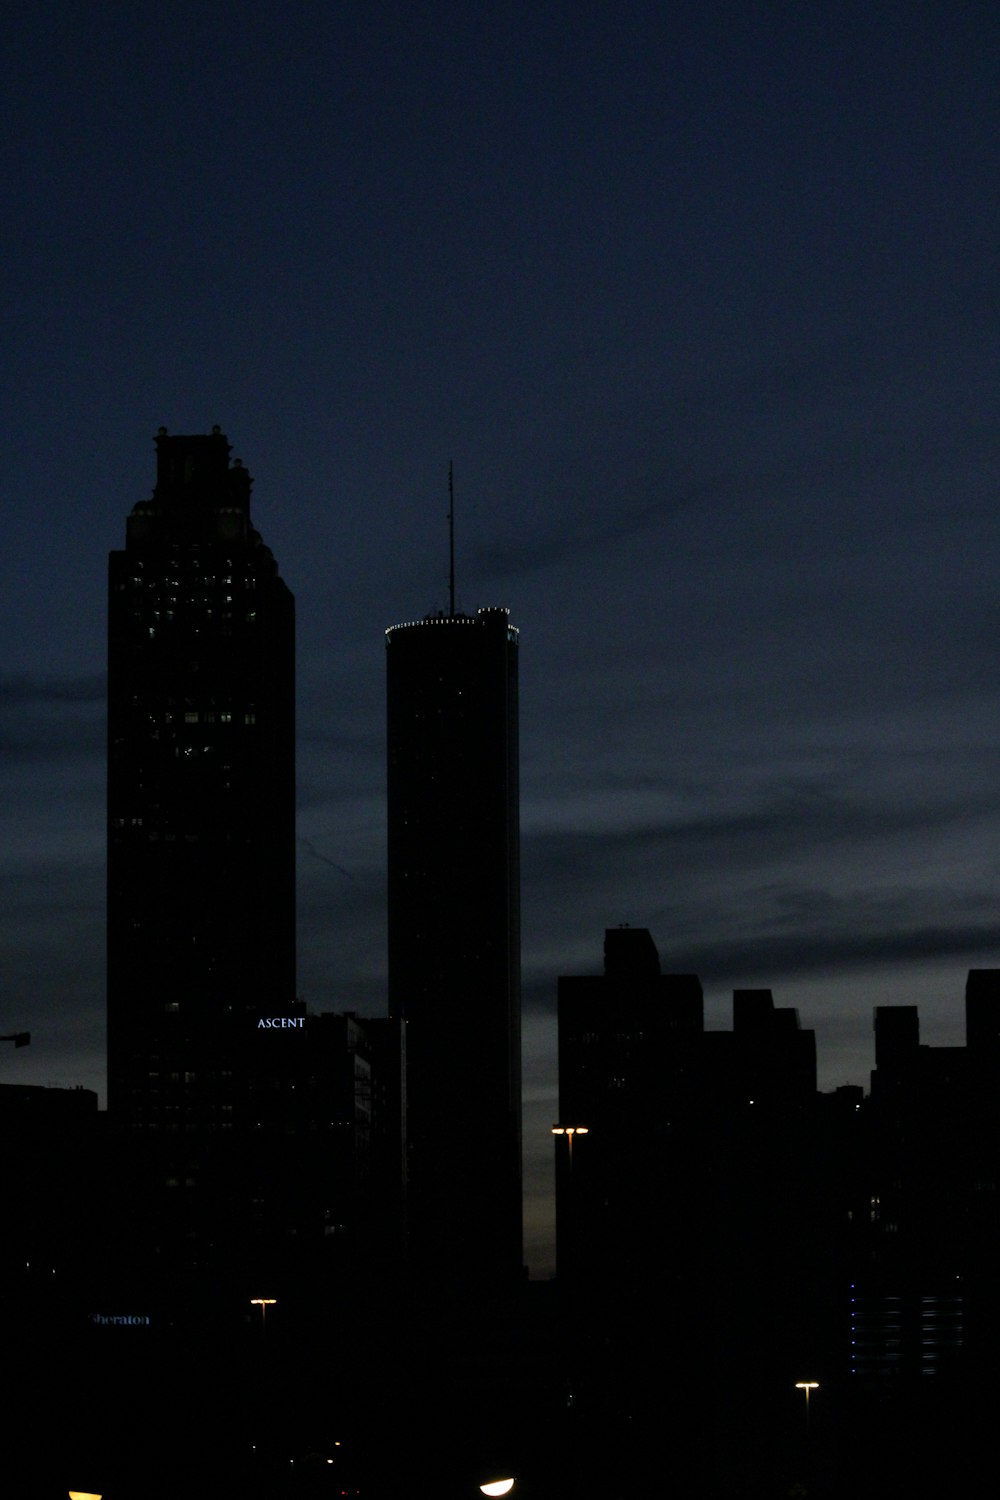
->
[[3, 1, 1000, 1276]]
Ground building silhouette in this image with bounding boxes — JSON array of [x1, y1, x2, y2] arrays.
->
[[850, 971, 1000, 1386], [555, 925, 703, 1290], [555, 928, 826, 1494], [386, 605, 522, 1287], [107, 427, 295, 1268]]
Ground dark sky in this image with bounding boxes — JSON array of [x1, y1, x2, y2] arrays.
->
[[3, 0, 998, 1274]]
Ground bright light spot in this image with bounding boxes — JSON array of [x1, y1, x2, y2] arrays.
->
[[480, 1481, 515, 1496]]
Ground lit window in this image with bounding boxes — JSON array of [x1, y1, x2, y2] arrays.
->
[[185, 711, 198, 723]]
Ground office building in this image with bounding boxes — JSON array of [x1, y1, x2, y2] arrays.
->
[[107, 429, 295, 1253], [556, 926, 703, 1287], [386, 605, 522, 1287], [853, 975, 1000, 1384]]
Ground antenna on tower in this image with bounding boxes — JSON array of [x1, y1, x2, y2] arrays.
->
[[448, 460, 456, 617]]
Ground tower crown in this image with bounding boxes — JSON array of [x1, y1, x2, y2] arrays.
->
[[126, 428, 257, 548]]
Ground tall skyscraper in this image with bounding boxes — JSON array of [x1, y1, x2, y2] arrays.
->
[[386, 605, 522, 1287], [107, 427, 295, 1155]]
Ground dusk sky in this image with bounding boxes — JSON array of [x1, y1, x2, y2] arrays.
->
[[3, 1, 998, 1274]]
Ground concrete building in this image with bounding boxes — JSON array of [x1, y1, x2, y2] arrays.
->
[[107, 427, 296, 1272], [386, 605, 522, 1288]]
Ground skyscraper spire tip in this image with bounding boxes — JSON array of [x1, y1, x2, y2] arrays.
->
[[448, 460, 456, 617]]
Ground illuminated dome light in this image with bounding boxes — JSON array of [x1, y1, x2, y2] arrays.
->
[[480, 1481, 515, 1496]]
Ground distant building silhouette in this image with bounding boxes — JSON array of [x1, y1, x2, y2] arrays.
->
[[555, 929, 820, 1295], [386, 606, 522, 1287], [108, 427, 295, 1126], [0, 1082, 101, 1287], [107, 428, 296, 1270], [556, 929, 826, 1493], [850, 972, 1000, 1386], [556, 925, 703, 1289]]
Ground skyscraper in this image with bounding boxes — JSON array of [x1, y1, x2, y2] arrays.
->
[[556, 928, 704, 1290], [386, 605, 522, 1287], [107, 428, 295, 1154]]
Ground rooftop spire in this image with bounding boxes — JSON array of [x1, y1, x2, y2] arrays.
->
[[448, 459, 456, 617]]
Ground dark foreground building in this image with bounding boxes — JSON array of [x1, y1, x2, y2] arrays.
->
[[556, 928, 826, 1495], [386, 606, 522, 1288]]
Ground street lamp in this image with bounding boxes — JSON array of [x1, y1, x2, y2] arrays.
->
[[551, 1124, 588, 1169], [250, 1297, 276, 1335], [794, 1381, 819, 1430]]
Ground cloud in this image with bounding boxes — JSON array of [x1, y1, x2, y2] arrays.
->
[[298, 836, 355, 881], [471, 477, 731, 580], [658, 921, 1000, 989], [522, 777, 1000, 892], [0, 672, 106, 704], [0, 673, 106, 763]]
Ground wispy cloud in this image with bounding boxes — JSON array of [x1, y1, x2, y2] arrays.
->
[[298, 836, 355, 881], [472, 478, 731, 579], [661, 921, 1000, 989], [0, 672, 106, 704]]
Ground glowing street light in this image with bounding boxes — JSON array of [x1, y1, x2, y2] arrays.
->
[[250, 1297, 277, 1334], [480, 1480, 515, 1497], [551, 1124, 588, 1168], [795, 1381, 819, 1429]]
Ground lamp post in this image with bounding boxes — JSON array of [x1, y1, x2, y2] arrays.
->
[[250, 1297, 276, 1336], [551, 1124, 588, 1172], [552, 1125, 589, 1285], [794, 1381, 819, 1431]]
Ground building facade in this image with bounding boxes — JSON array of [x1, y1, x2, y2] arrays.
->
[[386, 606, 522, 1287], [107, 429, 295, 1252]]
